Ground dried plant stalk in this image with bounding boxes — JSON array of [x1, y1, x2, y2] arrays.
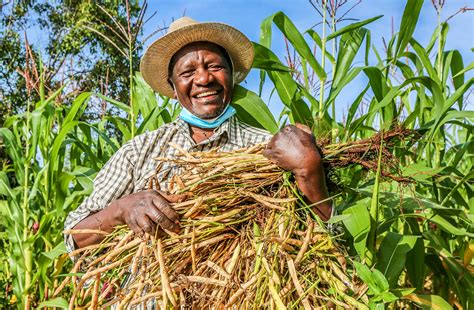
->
[[52, 130, 412, 308]]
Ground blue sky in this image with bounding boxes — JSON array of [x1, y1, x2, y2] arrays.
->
[[143, 0, 473, 119]]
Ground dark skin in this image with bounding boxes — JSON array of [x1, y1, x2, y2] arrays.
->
[[72, 42, 331, 249], [263, 123, 332, 221]]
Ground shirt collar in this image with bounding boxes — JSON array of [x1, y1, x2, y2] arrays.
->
[[175, 116, 244, 147]]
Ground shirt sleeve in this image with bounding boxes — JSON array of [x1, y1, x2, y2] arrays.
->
[[64, 141, 138, 253]]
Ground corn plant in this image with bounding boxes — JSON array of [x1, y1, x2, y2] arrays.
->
[[0, 68, 179, 308], [246, 0, 473, 308], [1, 0, 472, 308]]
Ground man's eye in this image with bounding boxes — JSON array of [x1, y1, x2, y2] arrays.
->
[[209, 65, 224, 71], [180, 71, 194, 77]]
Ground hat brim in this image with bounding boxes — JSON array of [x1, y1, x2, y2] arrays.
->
[[140, 22, 254, 98]]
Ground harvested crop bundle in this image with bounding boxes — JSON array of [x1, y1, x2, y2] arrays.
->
[[55, 130, 411, 309]]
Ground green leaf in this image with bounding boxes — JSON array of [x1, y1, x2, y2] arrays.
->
[[342, 198, 371, 258], [372, 269, 390, 291], [377, 232, 418, 287], [395, 0, 424, 57], [252, 42, 313, 126], [402, 163, 444, 181], [327, 15, 383, 41], [37, 297, 69, 309], [305, 29, 335, 64], [325, 214, 350, 224], [391, 288, 416, 297], [332, 28, 368, 91], [232, 85, 278, 133], [96, 93, 131, 113], [63, 92, 91, 125], [264, 11, 326, 80], [353, 261, 375, 288], [429, 214, 474, 237], [405, 238, 425, 291], [404, 294, 452, 310], [42, 242, 67, 260]]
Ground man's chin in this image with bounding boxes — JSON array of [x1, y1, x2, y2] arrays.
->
[[196, 108, 226, 120]]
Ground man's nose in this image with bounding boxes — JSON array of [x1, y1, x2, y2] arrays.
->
[[194, 68, 213, 85]]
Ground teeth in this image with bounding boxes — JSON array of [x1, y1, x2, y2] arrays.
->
[[196, 91, 218, 98]]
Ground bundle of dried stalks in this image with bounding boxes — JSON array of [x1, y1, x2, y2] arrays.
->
[[55, 129, 411, 309]]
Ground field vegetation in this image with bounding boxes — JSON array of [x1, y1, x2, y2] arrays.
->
[[0, 0, 472, 308]]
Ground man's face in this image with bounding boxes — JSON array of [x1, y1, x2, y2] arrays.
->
[[169, 42, 233, 119]]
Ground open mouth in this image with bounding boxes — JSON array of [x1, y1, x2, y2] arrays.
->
[[194, 90, 220, 99]]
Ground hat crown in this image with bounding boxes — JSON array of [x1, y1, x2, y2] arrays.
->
[[169, 17, 198, 33]]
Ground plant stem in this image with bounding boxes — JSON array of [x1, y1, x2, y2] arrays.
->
[[318, 0, 328, 120], [331, 6, 336, 122], [22, 97, 32, 308], [437, 8, 443, 84], [129, 44, 135, 139], [366, 129, 384, 266]]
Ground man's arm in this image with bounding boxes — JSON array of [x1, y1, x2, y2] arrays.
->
[[65, 139, 183, 250], [72, 190, 183, 249], [263, 124, 332, 221]]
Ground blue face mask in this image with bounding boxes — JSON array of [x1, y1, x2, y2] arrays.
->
[[179, 104, 236, 129]]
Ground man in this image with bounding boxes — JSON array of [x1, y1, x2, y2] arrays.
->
[[65, 17, 331, 252]]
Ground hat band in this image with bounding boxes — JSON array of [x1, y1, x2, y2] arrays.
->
[[179, 104, 236, 129]]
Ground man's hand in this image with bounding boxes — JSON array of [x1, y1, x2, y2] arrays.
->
[[112, 190, 185, 236], [72, 190, 186, 249], [263, 124, 321, 176], [263, 124, 332, 221]]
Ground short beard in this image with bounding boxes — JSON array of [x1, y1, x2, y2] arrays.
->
[[197, 103, 228, 120]]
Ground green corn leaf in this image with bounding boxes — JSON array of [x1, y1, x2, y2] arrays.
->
[[232, 85, 278, 133], [42, 242, 67, 260], [63, 92, 92, 125], [428, 214, 473, 237], [305, 29, 335, 64], [409, 38, 440, 83], [395, 0, 424, 57], [28, 109, 42, 162], [345, 85, 369, 133], [327, 15, 383, 41], [253, 42, 313, 126], [342, 197, 371, 259], [332, 28, 368, 91], [405, 238, 426, 291], [37, 297, 69, 309], [252, 57, 291, 72], [452, 60, 473, 78], [264, 11, 326, 80], [136, 105, 168, 135], [404, 294, 452, 310], [96, 93, 131, 114], [448, 50, 464, 108], [377, 232, 418, 287]]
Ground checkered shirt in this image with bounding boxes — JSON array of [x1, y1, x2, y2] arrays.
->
[[64, 116, 272, 253]]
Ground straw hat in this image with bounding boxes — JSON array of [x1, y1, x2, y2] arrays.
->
[[140, 17, 254, 98]]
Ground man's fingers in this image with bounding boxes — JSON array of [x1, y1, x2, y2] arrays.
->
[[127, 219, 144, 236], [148, 202, 180, 233], [152, 197, 180, 223], [136, 215, 154, 234]]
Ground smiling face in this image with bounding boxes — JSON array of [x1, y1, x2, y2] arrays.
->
[[169, 42, 234, 119]]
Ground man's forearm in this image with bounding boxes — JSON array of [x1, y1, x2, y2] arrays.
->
[[72, 202, 124, 249], [294, 168, 332, 221]]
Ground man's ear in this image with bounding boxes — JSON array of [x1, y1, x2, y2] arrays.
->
[[168, 78, 178, 99]]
